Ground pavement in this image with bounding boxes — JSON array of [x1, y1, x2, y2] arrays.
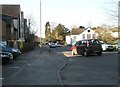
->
[[2, 46, 66, 85]]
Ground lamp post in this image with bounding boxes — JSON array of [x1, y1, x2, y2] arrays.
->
[[40, 0, 42, 53]]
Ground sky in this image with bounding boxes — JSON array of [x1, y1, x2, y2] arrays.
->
[[0, 0, 118, 37]]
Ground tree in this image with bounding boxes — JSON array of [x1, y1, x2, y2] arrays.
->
[[53, 24, 70, 43], [50, 29, 56, 41], [94, 26, 115, 44], [79, 26, 85, 29], [25, 16, 38, 42], [45, 22, 51, 42], [106, 0, 119, 24]]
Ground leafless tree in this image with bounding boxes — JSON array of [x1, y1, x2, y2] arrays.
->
[[25, 15, 38, 42], [27, 15, 38, 35], [105, 0, 119, 25]]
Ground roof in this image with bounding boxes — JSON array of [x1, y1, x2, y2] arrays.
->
[[1, 5, 20, 18], [71, 28, 84, 35]]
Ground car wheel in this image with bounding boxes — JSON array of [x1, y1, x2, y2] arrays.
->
[[97, 52, 102, 56], [83, 51, 88, 57], [72, 50, 75, 55]]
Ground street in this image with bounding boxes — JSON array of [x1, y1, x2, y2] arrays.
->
[[52, 46, 118, 85], [2, 46, 65, 85], [2, 45, 119, 86]]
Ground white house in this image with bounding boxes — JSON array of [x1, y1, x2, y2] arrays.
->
[[111, 32, 118, 38], [66, 28, 96, 45]]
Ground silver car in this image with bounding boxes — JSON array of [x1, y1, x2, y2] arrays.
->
[[49, 42, 56, 48]]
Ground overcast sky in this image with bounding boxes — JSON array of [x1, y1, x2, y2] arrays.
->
[[1, 0, 118, 37]]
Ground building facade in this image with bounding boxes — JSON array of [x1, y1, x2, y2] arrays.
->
[[66, 28, 96, 45], [1, 5, 28, 47]]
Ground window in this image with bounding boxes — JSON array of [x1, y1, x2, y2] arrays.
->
[[91, 40, 100, 45], [92, 34, 95, 39], [74, 36, 76, 40], [76, 41, 81, 46], [88, 30, 90, 32], [82, 34, 85, 39], [87, 34, 91, 39], [81, 41, 87, 45]]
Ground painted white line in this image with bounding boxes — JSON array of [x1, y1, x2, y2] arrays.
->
[[0, 78, 4, 80], [69, 59, 75, 61], [103, 51, 118, 54], [28, 64, 31, 66], [8, 67, 20, 69], [14, 61, 28, 63]]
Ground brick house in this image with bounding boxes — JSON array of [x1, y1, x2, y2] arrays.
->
[[0, 5, 28, 47]]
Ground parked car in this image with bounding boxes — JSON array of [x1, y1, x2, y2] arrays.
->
[[0, 43, 21, 59], [0, 51, 13, 63], [55, 43, 62, 47], [100, 41, 114, 51], [48, 42, 56, 48], [70, 39, 102, 57], [118, 41, 120, 53]]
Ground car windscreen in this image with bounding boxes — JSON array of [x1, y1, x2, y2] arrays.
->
[[91, 40, 101, 45], [0, 43, 6, 48]]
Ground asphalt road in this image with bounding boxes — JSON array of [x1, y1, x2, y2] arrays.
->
[[2, 45, 119, 86], [2, 46, 65, 85], [51, 46, 118, 85]]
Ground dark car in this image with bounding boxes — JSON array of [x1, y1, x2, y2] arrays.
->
[[70, 39, 102, 57], [48, 42, 56, 48], [55, 43, 62, 47], [0, 51, 13, 63], [0, 43, 21, 59]]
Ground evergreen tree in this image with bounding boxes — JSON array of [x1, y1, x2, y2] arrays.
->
[[45, 22, 51, 42]]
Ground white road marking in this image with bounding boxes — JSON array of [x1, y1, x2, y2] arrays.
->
[[62, 51, 118, 58], [0, 78, 4, 80], [8, 67, 20, 69], [28, 64, 31, 66], [103, 51, 118, 54], [14, 61, 28, 63], [69, 59, 75, 61]]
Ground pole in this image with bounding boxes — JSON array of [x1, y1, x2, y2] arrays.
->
[[40, 0, 41, 45], [40, 0, 42, 53]]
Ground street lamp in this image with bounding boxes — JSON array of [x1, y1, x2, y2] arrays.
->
[[39, 0, 42, 53]]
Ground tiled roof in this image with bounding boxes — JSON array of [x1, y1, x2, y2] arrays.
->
[[1, 5, 20, 18], [71, 28, 85, 35]]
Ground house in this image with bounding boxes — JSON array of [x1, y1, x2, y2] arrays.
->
[[1, 5, 20, 45], [66, 28, 96, 45], [1, 5, 27, 47], [1, 14, 17, 45], [111, 32, 118, 38]]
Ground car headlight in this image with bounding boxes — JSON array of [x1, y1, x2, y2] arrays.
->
[[1, 54, 8, 57], [12, 49, 17, 52], [105, 46, 108, 48]]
